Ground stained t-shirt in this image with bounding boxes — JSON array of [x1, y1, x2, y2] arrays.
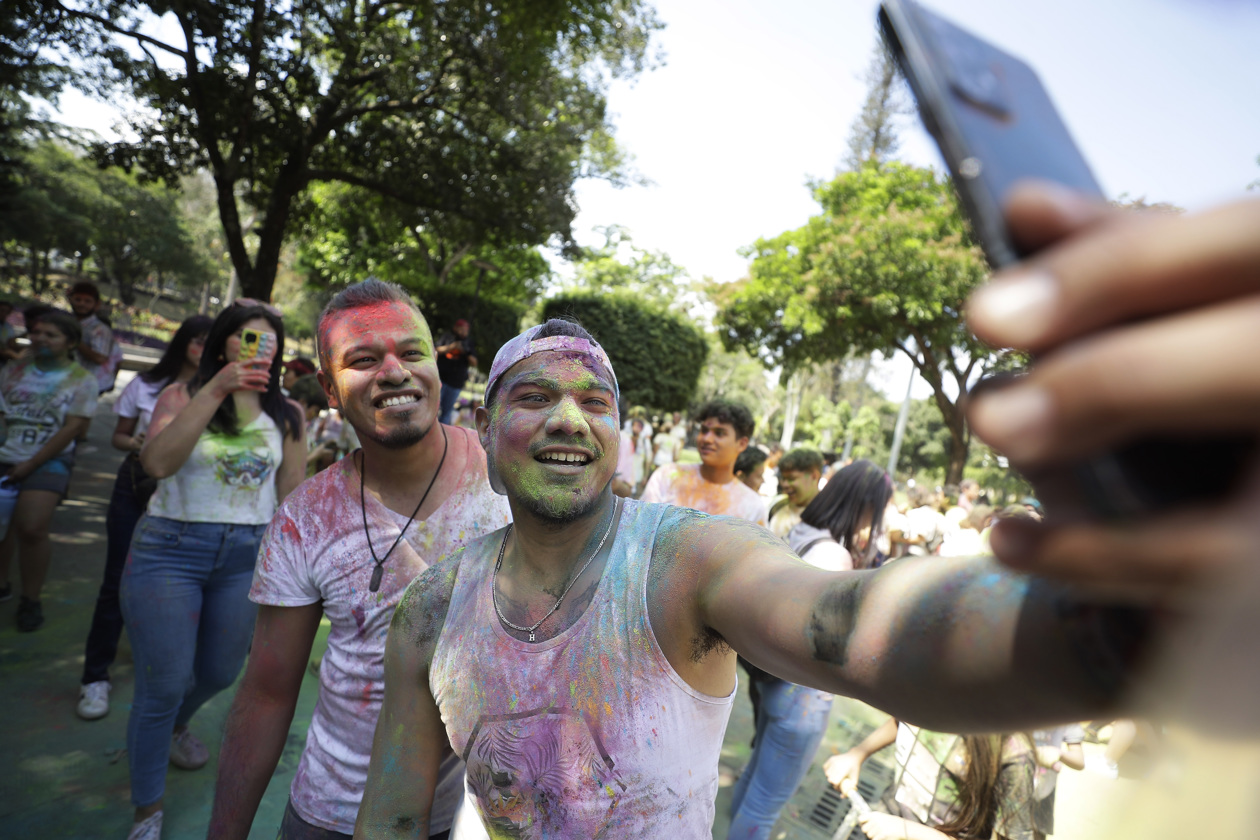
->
[[431, 501, 735, 839], [77, 314, 119, 393], [147, 410, 284, 524], [0, 358, 98, 464], [640, 462, 767, 527], [250, 425, 512, 835]]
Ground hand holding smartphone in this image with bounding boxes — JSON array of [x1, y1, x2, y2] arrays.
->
[[879, 0, 1258, 519]]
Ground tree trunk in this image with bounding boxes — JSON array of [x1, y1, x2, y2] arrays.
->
[[941, 399, 969, 485], [779, 371, 804, 449]]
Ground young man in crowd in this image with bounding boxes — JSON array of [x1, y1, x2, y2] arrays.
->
[[640, 398, 767, 526], [768, 446, 824, 539], [356, 318, 1168, 838], [67, 281, 119, 395], [434, 318, 477, 426], [209, 280, 511, 840]]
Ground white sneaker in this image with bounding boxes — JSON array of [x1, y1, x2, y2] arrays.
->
[[169, 727, 209, 770], [126, 811, 162, 840], [77, 681, 111, 720]]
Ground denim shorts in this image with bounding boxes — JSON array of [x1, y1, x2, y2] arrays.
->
[[0, 451, 75, 496]]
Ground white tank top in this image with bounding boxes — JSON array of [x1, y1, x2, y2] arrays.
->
[[148, 409, 284, 524], [431, 500, 735, 838]]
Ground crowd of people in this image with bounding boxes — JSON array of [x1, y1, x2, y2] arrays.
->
[[0, 182, 1257, 840]]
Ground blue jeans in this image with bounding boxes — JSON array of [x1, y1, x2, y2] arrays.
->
[[120, 515, 266, 807], [438, 382, 462, 425], [728, 678, 834, 840]]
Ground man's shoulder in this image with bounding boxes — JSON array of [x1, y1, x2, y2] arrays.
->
[[274, 458, 354, 523]]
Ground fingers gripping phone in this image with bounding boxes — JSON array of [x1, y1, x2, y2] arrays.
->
[[879, 0, 1257, 518]]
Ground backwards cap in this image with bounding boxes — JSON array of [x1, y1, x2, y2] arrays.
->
[[486, 324, 619, 404]]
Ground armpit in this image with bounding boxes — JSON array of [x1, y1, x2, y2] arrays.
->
[[807, 579, 860, 668]]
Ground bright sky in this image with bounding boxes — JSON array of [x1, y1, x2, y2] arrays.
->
[[54, 0, 1260, 398], [567, 0, 1260, 396]]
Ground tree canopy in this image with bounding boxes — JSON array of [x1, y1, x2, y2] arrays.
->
[[715, 161, 991, 482], [54, 0, 662, 300]]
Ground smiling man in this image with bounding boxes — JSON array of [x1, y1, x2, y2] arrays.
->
[[641, 398, 767, 527], [355, 319, 1161, 839], [209, 280, 510, 840]]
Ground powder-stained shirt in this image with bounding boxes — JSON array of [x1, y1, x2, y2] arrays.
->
[[147, 410, 284, 525], [431, 500, 735, 839], [250, 425, 512, 836], [640, 462, 767, 527], [77, 314, 119, 393], [0, 358, 98, 464]]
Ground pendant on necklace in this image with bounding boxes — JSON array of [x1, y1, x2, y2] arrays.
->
[[529, 630, 536, 642], [370, 565, 384, 593]]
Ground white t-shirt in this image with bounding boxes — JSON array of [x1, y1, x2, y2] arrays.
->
[[77, 314, 119, 393], [640, 462, 767, 526], [147, 409, 285, 524], [250, 426, 512, 835], [651, 431, 677, 467], [905, 505, 945, 555], [113, 376, 168, 437], [0, 358, 98, 464]]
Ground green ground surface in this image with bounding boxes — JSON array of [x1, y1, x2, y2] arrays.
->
[[1, 373, 1122, 839]]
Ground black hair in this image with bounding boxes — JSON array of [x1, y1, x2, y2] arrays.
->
[[694, 399, 755, 440], [68, 280, 101, 301], [779, 447, 824, 474], [190, 304, 302, 439], [316, 278, 421, 372], [484, 317, 601, 408], [141, 315, 213, 386], [800, 459, 893, 568], [734, 446, 768, 477], [32, 309, 81, 349], [289, 374, 328, 412]]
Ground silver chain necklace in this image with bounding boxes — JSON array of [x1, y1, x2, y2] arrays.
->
[[492, 497, 621, 642]]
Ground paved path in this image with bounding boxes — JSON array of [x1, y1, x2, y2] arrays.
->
[[1, 373, 1127, 838]]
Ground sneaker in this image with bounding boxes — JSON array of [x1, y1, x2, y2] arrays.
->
[[0, 583, 12, 602], [16, 597, 43, 632], [77, 681, 112, 720], [169, 727, 209, 770], [126, 810, 162, 840]]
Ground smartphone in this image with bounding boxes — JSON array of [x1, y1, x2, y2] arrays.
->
[[238, 328, 277, 364], [879, 0, 1257, 518]]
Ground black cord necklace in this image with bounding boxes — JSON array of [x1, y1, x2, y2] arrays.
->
[[360, 424, 449, 593]]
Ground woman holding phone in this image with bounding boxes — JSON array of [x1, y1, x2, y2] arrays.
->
[[121, 301, 304, 840]]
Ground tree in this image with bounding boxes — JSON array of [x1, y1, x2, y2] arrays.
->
[[715, 161, 991, 483], [541, 291, 707, 412], [294, 180, 550, 308], [56, 0, 661, 300], [567, 225, 704, 313], [842, 41, 912, 170]]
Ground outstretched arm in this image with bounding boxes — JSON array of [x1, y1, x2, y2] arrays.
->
[[681, 515, 1141, 732], [355, 559, 461, 839]]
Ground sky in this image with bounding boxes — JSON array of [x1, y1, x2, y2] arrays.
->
[[53, 0, 1260, 398]]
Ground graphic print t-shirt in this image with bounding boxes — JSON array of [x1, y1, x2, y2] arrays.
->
[[146, 410, 284, 524], [640, 462, 767, 526], [0, 358, 98, 464], [250, 425, 512, 835]]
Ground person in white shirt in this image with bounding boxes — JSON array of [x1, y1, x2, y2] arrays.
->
[[76, 314, 212, 721]]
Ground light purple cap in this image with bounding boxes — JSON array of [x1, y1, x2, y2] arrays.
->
[[485, 325, 618, 402]]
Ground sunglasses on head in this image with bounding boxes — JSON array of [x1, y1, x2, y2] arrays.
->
[[233, 297, 283, 318]]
